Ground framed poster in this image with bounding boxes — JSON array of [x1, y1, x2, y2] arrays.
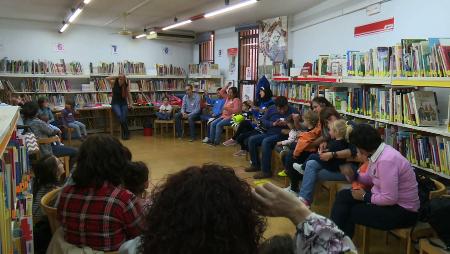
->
[[241, 84, 254, 102]]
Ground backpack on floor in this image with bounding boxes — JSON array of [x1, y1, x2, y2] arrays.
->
[[415, 171, 437, 222], [427, 197, 450, 249]]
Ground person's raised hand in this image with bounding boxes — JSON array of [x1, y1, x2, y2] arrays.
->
[[252, 182, 311, 225]]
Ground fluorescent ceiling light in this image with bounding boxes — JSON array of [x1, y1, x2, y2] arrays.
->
[[68, 8, 83, 23], [243, 43, 257, 46], [83, 0, 91, 4], [59, 23, 69, 33], [162, 20, 192, 31], [204, 0, 257, 18], [149, 31, 156, 35], [136, 33, 146, 39]]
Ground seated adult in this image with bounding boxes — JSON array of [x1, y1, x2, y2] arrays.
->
[[245, 96, 298, 179], [207, 85, 242, 145], [175, 84, 201, 141], [119, 165, 355, 254], [57, 134, 145, 251], [21, 102, 77, 168], [282, 97, 332, 194], [201, 87, 225, 143], [297, 107, 358, 206], [331, 124, 419, 238]]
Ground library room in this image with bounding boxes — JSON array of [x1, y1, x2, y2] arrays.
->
[[1, 0, 450, 253]]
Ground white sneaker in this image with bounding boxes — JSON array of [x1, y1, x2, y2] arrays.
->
[[293, 163, 304, 174], [202, 137, 209, 143], [283, 186, 299, 197]]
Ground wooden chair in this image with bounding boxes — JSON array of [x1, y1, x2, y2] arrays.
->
[[55, 112, 74, 145], [40, 187, 62, 234], [183, 120, 204, 139], [224, 126, 235, 141], [359, 178, 447, 254], [154, 107, 178, 138], [419, 238, 450, 254], [322, 181, 351, 216], [37, 136, 70, 177]]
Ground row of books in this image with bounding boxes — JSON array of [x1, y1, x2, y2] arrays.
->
[[75, 94, 111, 107], [0, 79, 14, 91], [118, 61, 146, 75], [384, 127, 450, 176], [133, 79, 186, 91], [308, 38, 450, 78], [89, 62, 115, 75], [131, 92, 171, 105], [0, 58, 83, 75], [188, 63, 220, 76], [156, 64, 185, 76], [18, 79, 72, 93], [272, 81, 441, 127], [0, 132, 34, 254]]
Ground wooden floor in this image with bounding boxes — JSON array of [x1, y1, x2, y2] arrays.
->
[[104, 131, 409, 253]]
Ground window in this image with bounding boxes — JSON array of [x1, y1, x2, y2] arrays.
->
[[238, 29, 259, 82], [199, 33, 214, 63]]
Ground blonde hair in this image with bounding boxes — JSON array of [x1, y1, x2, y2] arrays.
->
[[303, 110, 319, 128], [331, 119, 353, 141]]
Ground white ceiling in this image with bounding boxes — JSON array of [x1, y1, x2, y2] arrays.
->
[[0, 0, 327, 33]]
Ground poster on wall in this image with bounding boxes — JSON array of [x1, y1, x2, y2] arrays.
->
[[245, 67, 252, 80], [55, 43, 64, 52], [241, 84, 254, 102], [258, 16, 288, 69], [227, 48, 238, 75], [111, 45, 118, 55]]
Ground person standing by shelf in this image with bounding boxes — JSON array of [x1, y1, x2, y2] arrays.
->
[[174, 84, 201, 141], [106, 75, 132, 140]]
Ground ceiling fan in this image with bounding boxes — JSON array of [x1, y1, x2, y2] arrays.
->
[[113, 12, 133, 36]]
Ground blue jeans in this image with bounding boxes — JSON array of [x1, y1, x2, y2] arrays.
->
[[175, 112, 200, 139], [248, 133, 282, 174], [156, 112, 171, 120], [299, 159, 346, 203], [52, 145, 78, 171], [67, 121, 87, 137], [209, 118, 232, 144], [111, 104, 128, 124], [200, 114, 213, 137]]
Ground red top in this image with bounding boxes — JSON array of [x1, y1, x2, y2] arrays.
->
[[57, 182, 145, 251]]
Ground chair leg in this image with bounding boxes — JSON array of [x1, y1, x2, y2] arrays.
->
[[68, 130, 72, 145], [406, 234, 414, 254], [63, 156, 70, 177], [328, 184, 337, 217], [361, 226, 370, 254]]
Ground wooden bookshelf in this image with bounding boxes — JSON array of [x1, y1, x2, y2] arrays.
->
[[0, 73, 90, 79], [0, 106, 19, 155]]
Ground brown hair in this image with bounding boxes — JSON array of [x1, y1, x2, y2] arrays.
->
[[303, 110, 319, 128]]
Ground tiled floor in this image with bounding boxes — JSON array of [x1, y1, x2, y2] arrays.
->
[[112, 131, 409, 253]]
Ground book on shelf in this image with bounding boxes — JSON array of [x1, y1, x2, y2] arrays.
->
[[0, 58, 83, 75], [93, 78, 111, 92], [18, 79, 72, 93], [90, 62, 115, 75], [1, 132, 34, 254], [118, 61, 146, 75], [410, 91, 439, 127], [155, 64, 185, 76], [188, 63, 219, 76], [318, 55, 329, 76], [0, 79, 15, 92]]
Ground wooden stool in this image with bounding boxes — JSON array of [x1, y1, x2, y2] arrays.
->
[[319, 181, 350, 216], [224, 126, 235, 140], [154, 119, 176, 138], [419, 238, 450, 254]]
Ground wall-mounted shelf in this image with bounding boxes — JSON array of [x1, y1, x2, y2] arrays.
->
[[0, 73, 90, 79]]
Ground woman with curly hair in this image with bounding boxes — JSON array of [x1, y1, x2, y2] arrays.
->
[[120, 164, 266, 254]]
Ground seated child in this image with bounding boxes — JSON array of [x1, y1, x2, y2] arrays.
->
[[32, 155, 65, 253], [275, 115, 300, 158], [155, 97, 173, 120], [38, 97, 59, 131], [62, 101, 87, 141], [123, 161, 151, 210], [285, 110, 320, 193], [305, 119, 352, 173]]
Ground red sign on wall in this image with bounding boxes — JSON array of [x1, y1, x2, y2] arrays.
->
[[354, 17, 394, 37], [227, 48, 238, 56]]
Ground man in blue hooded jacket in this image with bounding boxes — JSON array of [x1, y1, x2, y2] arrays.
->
[[245, 96, 298, 179]]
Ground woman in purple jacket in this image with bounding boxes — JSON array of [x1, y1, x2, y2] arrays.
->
[[331, 124, 419, 238]]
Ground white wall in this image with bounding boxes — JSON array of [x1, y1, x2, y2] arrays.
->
[[0, 18, 194, 73], [214, 27, 239, 83], [290, 0, 450, 67]]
